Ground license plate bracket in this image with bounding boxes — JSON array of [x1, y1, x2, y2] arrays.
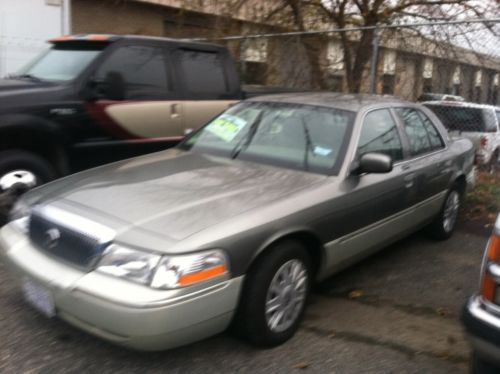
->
[[22, 279, 56, 318]]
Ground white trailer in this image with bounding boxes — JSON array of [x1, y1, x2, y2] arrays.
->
[[0, 0, 71, 77]]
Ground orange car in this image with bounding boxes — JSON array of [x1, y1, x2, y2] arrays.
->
[[463, 214, 500, 372]]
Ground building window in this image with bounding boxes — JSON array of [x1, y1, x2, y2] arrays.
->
[[382, 74, 395, 95], [474, 86, 482, 103], [330, 75, 343, 92], [423, 78, 432, 93], [240, 38, 267, 85]]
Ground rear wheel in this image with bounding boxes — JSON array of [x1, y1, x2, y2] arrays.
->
[[471, 353, 498, 374], [487, 149, 499, 173], [233, 240, 311, 347], [0, 150, 56, 194], [428, 187, 461, 240]]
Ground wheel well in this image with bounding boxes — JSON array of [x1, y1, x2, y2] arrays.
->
[[0, 128, 68, 176], [453, 174, 466, 196], [252, 231, 324, 279]]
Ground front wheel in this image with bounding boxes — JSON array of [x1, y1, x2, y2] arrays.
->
[[0, 150, 56, 194], [233, 240, 311, 347], [428, 187, 461, 240]]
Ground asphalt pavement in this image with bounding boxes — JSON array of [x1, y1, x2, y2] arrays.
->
[[0, 224, 489, 373]]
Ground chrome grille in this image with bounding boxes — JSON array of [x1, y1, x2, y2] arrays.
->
[[29, 205, 115, 269]]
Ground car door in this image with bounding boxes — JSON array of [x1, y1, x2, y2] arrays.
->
[[321, 108, 415, 269], [394, 107, 451, 222], [88, 43, 184, 141], [174, 48, 239, 135]]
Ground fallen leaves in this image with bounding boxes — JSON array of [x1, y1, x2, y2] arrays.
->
[[348, 289, 364, 299]]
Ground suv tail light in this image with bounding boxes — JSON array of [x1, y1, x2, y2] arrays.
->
[[480, 222, 500, 304], [479, 135, 488, 149]]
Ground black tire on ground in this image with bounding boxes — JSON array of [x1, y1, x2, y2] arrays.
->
[[232, 240, 312, 347], [488, 149, 499, 173], [0, 150, 56, 193], [427, 185, 462, 241], [471, 353, 499, 374]]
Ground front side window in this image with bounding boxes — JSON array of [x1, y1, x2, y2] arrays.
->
[[180, 102, 355, 175], [396, 108, 433, 156], [17, 44, 105, 82], [357, 109, 403, 161], [96, 45, 169, 99]]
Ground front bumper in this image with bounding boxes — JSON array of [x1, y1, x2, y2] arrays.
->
[[0, 224, 243, 351], [462, 295, 500, 367]]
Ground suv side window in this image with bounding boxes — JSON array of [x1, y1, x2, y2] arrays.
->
[[178, 49, 228, 97], [96, 45, 169, 99], [396, 108, 433, 156], [417, 110, 445, 150], [357, 109, 404, 161]]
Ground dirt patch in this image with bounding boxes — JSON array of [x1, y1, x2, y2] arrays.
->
[[460, 170, 499, 236]]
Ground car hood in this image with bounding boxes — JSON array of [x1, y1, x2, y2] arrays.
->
[[32, 149, 326, 242]]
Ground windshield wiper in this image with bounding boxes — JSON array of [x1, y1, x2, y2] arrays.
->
[[300, 117, 315, 171], [230, 111, 264, 159], [9, 73, 44, 83]]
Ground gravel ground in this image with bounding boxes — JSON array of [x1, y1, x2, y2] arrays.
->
[[0, 223, 489, 374]]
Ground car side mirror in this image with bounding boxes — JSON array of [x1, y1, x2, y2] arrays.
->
[[104, 71, 126, 101], [351, 152, 393, 175], [82, 71, 125, 101]]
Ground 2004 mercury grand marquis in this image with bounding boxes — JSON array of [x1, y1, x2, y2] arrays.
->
[[0, 93, 475, 350]]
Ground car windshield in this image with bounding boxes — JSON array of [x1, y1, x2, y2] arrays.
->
[[15, 44, 106, 82], [425, 105, 496, 133], [180, 102, 355, 175]]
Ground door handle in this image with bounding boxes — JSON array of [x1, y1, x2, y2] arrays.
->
[[404, 173, 415, 188], [170, 103, 179, 118], [401, 164, 411, 171]]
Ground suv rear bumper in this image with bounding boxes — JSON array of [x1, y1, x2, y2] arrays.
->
[[462, 295, 500, 367]]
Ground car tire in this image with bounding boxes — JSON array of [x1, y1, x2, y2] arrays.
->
[[487, 149, 499, 174], [0, 150, 56, 194], [233, 240, 312, 347], [471, 354, 498, 374], [428, 186, 461, 240]]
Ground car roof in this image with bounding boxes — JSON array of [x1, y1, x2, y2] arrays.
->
[[423, 101, 500, 111], [49, 34, 224, 50], [248, 92, 409, 112]]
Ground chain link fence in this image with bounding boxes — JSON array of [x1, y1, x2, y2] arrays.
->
[[200, 19, 500, 167]]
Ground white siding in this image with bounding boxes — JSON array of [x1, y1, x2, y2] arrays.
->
[[0, 0, 70, 77]]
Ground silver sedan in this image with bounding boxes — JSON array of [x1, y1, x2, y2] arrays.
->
[[0, 93, 475, 350]]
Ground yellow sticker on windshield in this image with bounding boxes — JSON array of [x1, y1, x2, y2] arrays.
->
[[206, 114, 247, 142]]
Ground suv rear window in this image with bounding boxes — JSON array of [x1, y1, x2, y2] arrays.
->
[[425, 105, 496, 133]]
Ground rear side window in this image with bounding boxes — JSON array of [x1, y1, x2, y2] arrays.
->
[[424, 105, 493, 133], [96, 45, 169, 99], [396, 108, 433, 156], [178, 49, 228, 96], [417, 111, 445, 150], [357, 109, 403, 161]]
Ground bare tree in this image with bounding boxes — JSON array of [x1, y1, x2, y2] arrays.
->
[[251, 0, 498, 92]]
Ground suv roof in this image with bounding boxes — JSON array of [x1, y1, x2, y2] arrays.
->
[[49, 33, 224, 50], [423, 101, 500, 111]]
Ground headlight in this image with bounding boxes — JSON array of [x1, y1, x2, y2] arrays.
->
[[97, 245, 161, 285], [151, 250, 229, 289], [8, 199, 31, 233], [96, 246, 229, 289]]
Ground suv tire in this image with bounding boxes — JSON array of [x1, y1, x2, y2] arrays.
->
[[0, 150, 56, 194]]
